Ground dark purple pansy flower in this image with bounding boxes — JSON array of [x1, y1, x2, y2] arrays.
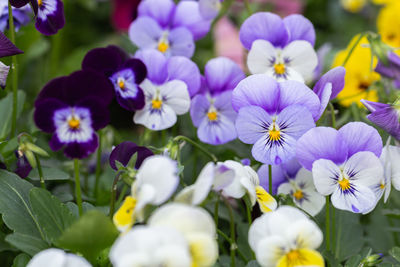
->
[[109, 141, 154, 170], [0, 31, 23, 88], [129, 0, 212, 58], [375, 52, 400, 89], [362, 99, 400, 141], [0, 1, 31, 32], [190, 57, 245, 145], [34, 70, 113, 159], [11, 0, 64, 35], [82, 46, 147, 111], [14, 151, 32, 178]]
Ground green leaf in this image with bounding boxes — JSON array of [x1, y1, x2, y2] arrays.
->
[[5, 233, 49, 256], [28, 167, 70, 181], [344, 255, 362, 267], [246, 260, 261, 267], [55, 210, 119, 263], [0, 91, 26, 140], [0, 170, 46, 240], [12, 253, 31, 267], [0, 231, 17, 252], [390, 247, 400, 263], [29, 188, 76, 243]]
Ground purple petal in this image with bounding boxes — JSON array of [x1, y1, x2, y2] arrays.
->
[[231, 74, 280, 113], [168, 27, 195, 58], [172, 1, 211, 40], [34, 98, 68, 133], [190, 94, 210, 127], [137, 0, 175, 28], [82, 46, 125, 76], [122, 58, 148, 84], [214, 91, 237, 121], [204, 57, 245, 94], [35, 0, 65, 35], [63, 133, 99, 159], [109, 141, 154, 170], [0, 32, 23, 57], [236, 105, 272, 144], [15, 153, 32, 178], [258, 164, 288, 195], [375, 52, 400, 80], [76, 97, 110, 131], [281, 158, 302, 178], [315, 82, 331, 120], [365, 104, 400, 141], [296, 127, 348, 171], [361, 99, 390, 113], [276, 105, 316, 140], [128, 17, 162, 50], [283, 14, 315, 46], [313, 43, 332, 80], [135, 50, 168, 84], [197, 113, 237, 145], [338, 122, 383, 158], [115, 88, 145, 111], [239, 12, 289, 50], [167, 56, 201, 97], [49, 134, 63, 151], [10, 0, 30, 8], [313, 67, 345, 100]]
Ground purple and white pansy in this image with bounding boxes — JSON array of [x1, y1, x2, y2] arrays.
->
[[82, 46, 147, 111], [34, 70, 113, 159], [129, 0, 212, 58], [239, 12, 318, 82], [296, 122, 384, 214], [134, 49, 200, 131], [190, 57, 245, 145]]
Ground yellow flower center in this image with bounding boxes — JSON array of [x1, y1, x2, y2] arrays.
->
[[293, 189, 304, 200], [158, 41, 169, 53], [113, 196, 137, 232], [380, 183, 385, 189], [339, 178, 351, 191], [118, 79, 125, 90], [152, 99, 163, 110], [274, 63, 286, 75], [68, 117, 80, 130], [207, 111, 218, 121], [38, 0, 43, 6], [287, 250, 301, 262], [269, 128, 281, 141], [278, 248, 325, 267]]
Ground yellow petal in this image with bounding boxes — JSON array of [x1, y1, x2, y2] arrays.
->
[[255, 186, 277, 213], [188, 233, 218, 267], [277, 248, 325, 267], [377, 2, 400, 48], [113, 196, 136, 232]]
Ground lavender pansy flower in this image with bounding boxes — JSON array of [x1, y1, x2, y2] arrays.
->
[[0, 0, 31, 32], [361, 99, 400, 141], [375, 51, 400, 88], [232, 74, 319, 164], [199, 0, 222, 20], [129, 0, 212, 58], [313, 43, 332, 81], [134, 49, 200, 130], [239, 12, 318, 82], [82, 46, 147, 111], [109, 141, 153, 170], [296, 122, 383, 214], [190, 57, 245, 145], [34, 70, 113, 159]]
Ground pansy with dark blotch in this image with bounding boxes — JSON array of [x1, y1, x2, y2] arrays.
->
[[82, 46, 147, 111], [109, 141, 153, 170], [190, 57, 245, 145], [0, 31, 23, 88], [129, 0, 212, 58], [14, 151, 32, 178], [10, 0, 64, 35], [34, 70, 113, 159], [0, 0, 31, 32], [375, 51, 400, 88]]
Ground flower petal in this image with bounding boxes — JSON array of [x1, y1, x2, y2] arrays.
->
[[283, 14, 316, 46], [312, 158, 341, 196], [167, 56, 201, 97], [135, 50, 168, 85], [235, 105, 271, 144], [331, 184, 377, 214], [247, 40, 277, 75], [162, 80, 191, 115], [137, 0, 175, 28], [168, 27, 195, 58]]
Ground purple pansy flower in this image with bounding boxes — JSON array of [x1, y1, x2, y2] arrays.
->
[[34, 70, 113, 159], [239, 12, 317, 82], [190, 57, 245, 145], [0, 32, 23, 88], [10, 0, 64, 35], [362, 99, 400, 141], [296, 122, 383, 214], [232, 74, 319, 164], [134, 49, 200, 130], [109, 141, 153, 170], [199, 0, 222, 20], [129, 0, 212, 58], [0, 0, 31, 32], [82, 46, 147, 111], [15, 151, 32, 178], [375, 51, 400, 88]]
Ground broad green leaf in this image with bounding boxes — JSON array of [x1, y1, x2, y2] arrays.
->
[[66, 201, 96, 219], [0, 231, 17, 252], [344, 255, 362, 267], [29, 188, 76, 243], [5, 233, 49, 256], [0, 170, 46, 240], [390, 247, 400, 263], [0, 91, 26, 140], [246, 260, 261, 267], [12, 253, 31, 267], [28, 167, 70, 181], [55, 210, 119, 263]]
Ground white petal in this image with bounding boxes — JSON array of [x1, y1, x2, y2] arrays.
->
[[331, 184, 377, 214], [220, 160, 247, 198], [344, 151, 383, 188], [140, 79, 158, 96], [255, 236, 288, 267], [64, 254, 93, 267], [282, 67, 305, 83], [135, 183, 156, 216], [282, 40, 318, 81], [162, 80, 191, 115], [154, 245, 192, 267], [133, 102, 177, 131], [175, 186, 196, 204], [312, 159, 340, 195], [247, 40, 277, 75], [388, 146, 400, 191], [284, 219, 323, 250], [213, 163, 235, 191], [240, 176, 257, 206], [27, 249, 67, 267], [186, 233, 218, 267], [192, 162, 215, 205]]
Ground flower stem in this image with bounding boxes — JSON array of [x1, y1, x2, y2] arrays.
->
[[329, 102, 336, 129], [223, 197, 236, 267], [244, 0, 252, 15], [332, 203, 336, 250], [268, 164, 272, 194], [173, 135, 217, 163], [94, 130, 102, 199], [74, 159, 83, 216], [244, 195, 252, 226], [214, 194, 219, 229], [325, 196, 330, 252], [109, 171, 122, 219], [8, 2, 18, 137], [34, 154, 45, 189], [341, 33, 365, 67]]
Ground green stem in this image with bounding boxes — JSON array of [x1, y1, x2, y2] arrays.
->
[[116, 184, 128, 208], [216, 229, 249, 263], [329, 102, 336, 129], [223, 197, 236, 267], [325, 196, 330, 252], [244, 0, 252, 15], [74, 159, 83, 216], [109, 171, 122, 219], [341, 33, 365, 67], [8, 2, 18, 137], [50, 31, 62, 78], [94, 130, 102, 199], [332, 204, 336, 251], [244, 196, 252, 226], [34, 154, 45, 189], [268, 164, 272, 195], [214, 194, 219, 230], [173, 135, 217, 163]]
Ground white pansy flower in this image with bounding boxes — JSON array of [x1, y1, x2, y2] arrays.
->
[[27, 248, 91, 267]]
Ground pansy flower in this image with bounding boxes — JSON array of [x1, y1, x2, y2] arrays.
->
[[0, 0, 31, 32], [10, 0, 65, 35], [27, 248, 92, 267], [239, 12, 318, 82], [199, 0, 222, 20], [134, 49, 200, 130], [375, 51, 400, 88], [380, 142, 400, 196], [109, 141, 153, 171], [248, 206, 324, 267], [111, 0, 140, 31], [296, 122, 384, 214], [82, 46, 147, 111], [34, 70, 113, 159], [190, 57, 245, 145], [129, 0, 212, 58], [0, 32, 23, 88], [232, 74, 319, 164]]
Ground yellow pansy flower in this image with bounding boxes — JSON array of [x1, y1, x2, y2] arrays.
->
[[377, 2, 400, 49], [340, 0, 367, 13]]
